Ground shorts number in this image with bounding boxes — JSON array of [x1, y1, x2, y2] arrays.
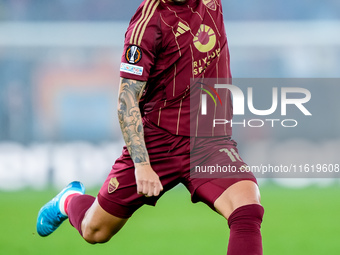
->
[[219, 148, 242, 162]]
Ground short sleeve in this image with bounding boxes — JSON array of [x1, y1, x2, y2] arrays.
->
[[120, 1, 161, 81]]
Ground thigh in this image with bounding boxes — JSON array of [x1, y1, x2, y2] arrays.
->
[[184, 137, 260, 216], [82, 198, 128, 240], [213, 180, 261, 219], [188, 177, 259, 214]]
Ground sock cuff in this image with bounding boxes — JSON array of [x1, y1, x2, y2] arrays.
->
[[228, 204, 264, 228], [59, 191, 83, 216]]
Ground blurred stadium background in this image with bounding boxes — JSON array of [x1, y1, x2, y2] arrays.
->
[[0, 0, 340, 254]]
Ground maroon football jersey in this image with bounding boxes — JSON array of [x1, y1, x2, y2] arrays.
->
[[120, 0, 232, 136]]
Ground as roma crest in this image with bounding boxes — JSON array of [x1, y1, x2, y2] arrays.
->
[[202, 0, 217, 11], [108, 177, 119, 193]]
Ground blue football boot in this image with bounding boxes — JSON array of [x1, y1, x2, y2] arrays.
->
[[37, 181, 85, 237]]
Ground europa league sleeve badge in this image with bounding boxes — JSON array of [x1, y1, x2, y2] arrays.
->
[[125, 45, 142, 64]]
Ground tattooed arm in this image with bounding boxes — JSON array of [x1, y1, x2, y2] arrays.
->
[[118, 78, 163, 197]]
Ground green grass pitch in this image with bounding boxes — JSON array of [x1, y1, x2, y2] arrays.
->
[[1, 183, 340, 255]]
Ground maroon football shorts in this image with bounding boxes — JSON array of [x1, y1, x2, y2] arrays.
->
[[98, 118, 256, 218]]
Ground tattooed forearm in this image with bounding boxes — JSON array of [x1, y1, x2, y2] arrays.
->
[[118, 78, 149, 164]]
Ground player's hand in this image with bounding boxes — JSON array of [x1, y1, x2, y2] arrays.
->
[[135, 163, 163, 197]]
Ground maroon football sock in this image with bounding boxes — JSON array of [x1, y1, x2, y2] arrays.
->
[[64, 193, 79, 215], [67, 194, 95, 236], [227, 204, 264, 255]]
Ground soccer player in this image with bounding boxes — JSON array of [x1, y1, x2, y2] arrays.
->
[[37, 1, 264, 254]]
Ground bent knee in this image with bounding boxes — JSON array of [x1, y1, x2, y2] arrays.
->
[[80, 199, 128, 244], [82, 226, 114, 244]]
